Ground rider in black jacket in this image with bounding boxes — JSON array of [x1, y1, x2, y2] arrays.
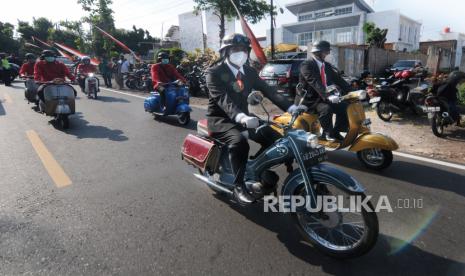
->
[[206, 33, 296, 204], [434, 70, 465, 125]]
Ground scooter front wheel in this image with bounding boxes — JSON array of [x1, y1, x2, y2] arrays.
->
[[357, 149, 393, 170], [178, 112, 190, 125]]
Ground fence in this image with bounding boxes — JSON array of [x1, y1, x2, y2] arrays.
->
[[366, 47, 427, 76]]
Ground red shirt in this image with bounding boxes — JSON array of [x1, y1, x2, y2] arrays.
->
[[151, 63, 186, 89], [19, 62, 35, 77], [77, 63, 97, 75], [34, 60, 75, 82]]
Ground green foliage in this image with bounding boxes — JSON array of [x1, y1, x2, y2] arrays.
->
[[458, 83, 465, 105], [193, 0, 273, 41], [363, 22, 388, 48], [0, 21, 19, 53]]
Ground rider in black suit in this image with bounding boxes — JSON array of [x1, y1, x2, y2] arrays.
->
[[206, 34, 299, 204], [295, 40, 352, 141]]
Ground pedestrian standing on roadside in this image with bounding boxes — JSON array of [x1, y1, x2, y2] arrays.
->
[[99, 54, 112, 88], [115, 55, 125, 89], [0, 53, 12, 86]]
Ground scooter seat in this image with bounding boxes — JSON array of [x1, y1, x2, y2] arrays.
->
[[197, 119, 210, 137]]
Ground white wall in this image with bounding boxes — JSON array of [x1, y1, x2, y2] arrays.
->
[[441, 32, 465, 68], [205, 10, 235, 51], [367, 10, 400, 45], [178, 11, 204, 52]]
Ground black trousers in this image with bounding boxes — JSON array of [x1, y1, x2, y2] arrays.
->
[[103, 72, 112, 87], [315, 102, 349, 135], [1, 69, 11, 86], [211, 126, 281, 186]]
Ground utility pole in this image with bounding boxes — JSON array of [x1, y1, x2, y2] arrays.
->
[[270, 0, 275, 60], [161, 22, 164, 47]]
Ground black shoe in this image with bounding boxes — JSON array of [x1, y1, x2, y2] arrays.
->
[[233, 184, 255, 205], [332, 132, 345, 141], [321, 133, 336, 142]]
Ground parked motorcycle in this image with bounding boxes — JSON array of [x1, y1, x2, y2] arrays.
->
[[370, 76, 426, 122], [423, 95, 462, 137], [273, 85, 398, 170], [143, 81, 192, 125], [181, 91, 379, 258], [38, 79, 76, 129], [185, 66, 208, 97], [79, 73, 99, 99]]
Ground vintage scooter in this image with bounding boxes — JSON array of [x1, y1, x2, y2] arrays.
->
[[273, 85, 398, 170], [22, 75, 39, 106], [144, 81, 192, 125], [38, 79, 76, 129], [79, 72, 99, 99], [181, 92, 379, 259]]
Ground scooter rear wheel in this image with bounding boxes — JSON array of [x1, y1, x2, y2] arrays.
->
[[178, 112, 190, 125], [357, 149, 393, 170], [431, 113, 445, 137]]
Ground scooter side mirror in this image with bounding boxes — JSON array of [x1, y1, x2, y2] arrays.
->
[[247, 91, 263, 106]]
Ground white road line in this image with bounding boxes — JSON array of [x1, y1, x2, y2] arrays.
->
[[393, 151, 465, 171], [101, 87, 465, 172]]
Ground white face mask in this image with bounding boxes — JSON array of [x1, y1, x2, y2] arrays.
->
[[228, 51, 248, 67]]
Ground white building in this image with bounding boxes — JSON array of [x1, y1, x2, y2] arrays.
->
[[440, 30, 465, 69], [205, 10, 235, 52], [269, 0, 422, 51], [367, 10, 421, 51]]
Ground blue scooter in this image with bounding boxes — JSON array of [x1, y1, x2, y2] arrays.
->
[[144, 81, 192, 125]]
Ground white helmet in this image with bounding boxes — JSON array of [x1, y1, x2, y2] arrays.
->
[[82, 56, 91, 63]]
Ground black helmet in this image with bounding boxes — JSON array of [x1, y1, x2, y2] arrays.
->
[[157, 52, 169, 60], [311, 40, 331, 53], [447, 70, 465, 86], [41, 50, 56, 58], [219, 33, 251, 56], [25, 53, 36, 60]]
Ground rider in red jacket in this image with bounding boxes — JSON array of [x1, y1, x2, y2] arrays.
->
[[76, 56, 97, 92], [19, 53, 36, 77], [34, 50, 75, 82], [151, 52, 186, 90]]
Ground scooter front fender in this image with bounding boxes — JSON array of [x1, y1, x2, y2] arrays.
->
[[282, 163, 365, 196], [176, 103, 192, 113], [348, 133, 398, 152]]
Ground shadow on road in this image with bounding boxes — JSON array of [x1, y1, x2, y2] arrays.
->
[[96, 95, 130, 103], [59, 112, 128, 141], [153, 115, 198, 131], [0, 101, 5, 116], [215, 196, 464, 275], [327, 151, 465, 197]]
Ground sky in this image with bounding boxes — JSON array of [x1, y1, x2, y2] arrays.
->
[[2, 0, 465, 41]]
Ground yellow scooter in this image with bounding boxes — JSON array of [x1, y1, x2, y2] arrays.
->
[[273, 86, 398, 170]]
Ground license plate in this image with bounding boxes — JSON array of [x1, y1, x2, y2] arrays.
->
[[266, 80, 277, 86], [301, 147, 327, 166], [422, 106, 440, 112], [369, 97, 381, 103]]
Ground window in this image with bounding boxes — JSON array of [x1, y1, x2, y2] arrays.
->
[[335, 27, 353, 44], [298, 32, 313, 46], [334, 6, 352, 16], [298, 13, 313, 22], [315, 10, 332, 19], [315, 30, 333, 43]]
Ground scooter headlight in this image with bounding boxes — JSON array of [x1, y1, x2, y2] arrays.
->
[[88, 73, 95, 78], [306, 133, 319, 148]]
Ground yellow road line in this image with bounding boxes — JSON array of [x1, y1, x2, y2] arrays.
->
[[3, 92, 12, 103], [26, 130, 72, 188]]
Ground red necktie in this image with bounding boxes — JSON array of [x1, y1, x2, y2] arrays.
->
[[236, 71, 244, 91], [320, 63, 327, 87]]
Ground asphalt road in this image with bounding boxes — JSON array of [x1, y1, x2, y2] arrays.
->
[[0, 82, 464, 276]]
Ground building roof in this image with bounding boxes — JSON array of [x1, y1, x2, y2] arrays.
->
[[286, 0, 374, 15]]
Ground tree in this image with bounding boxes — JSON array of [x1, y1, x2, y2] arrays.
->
[[193, 0, 273, 43], [363, 22, 388, 48], [77, 0, 115, 56], [0, 21, 19, 53]]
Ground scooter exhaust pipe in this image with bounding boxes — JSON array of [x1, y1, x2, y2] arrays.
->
[[194, 173, 233, 195]]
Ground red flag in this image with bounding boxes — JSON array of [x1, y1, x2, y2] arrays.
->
[[54, 42, 100, 65], [32, 36, 52, 48], [94, 26, 142, 61], [56, 48, 73, 60], [228, 0, 267, 66]]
